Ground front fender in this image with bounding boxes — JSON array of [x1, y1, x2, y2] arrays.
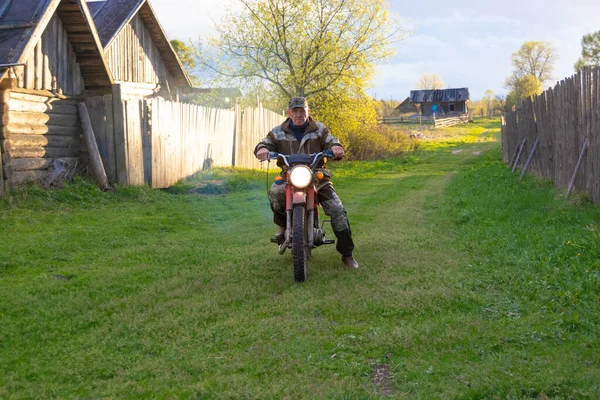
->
[[292, 192, 306, 206]]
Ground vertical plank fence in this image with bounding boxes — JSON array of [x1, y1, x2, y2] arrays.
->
[[502, 66, 600, 203], [143, 99, 282, 188]]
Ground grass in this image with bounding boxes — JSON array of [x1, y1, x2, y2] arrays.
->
[[1, 117, 599, 398]]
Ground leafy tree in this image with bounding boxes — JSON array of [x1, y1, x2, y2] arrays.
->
[[574, 30, 600, 71], [170, 39, 197, 76], [505, 74, 543, 109], [195, 0, 409, 147], [511, 41, 558, 83], [198, 0, 408, 99], [415, 74, 444, 90]]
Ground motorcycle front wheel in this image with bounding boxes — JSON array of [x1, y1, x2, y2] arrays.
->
[[292, 205, 308, 282]]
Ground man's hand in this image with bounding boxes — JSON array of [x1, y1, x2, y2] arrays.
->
[[256, 148, 269, 161], [332, 146, 344, 160]]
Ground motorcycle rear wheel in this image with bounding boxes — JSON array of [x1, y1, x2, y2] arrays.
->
[[292, 206, 308, 282]]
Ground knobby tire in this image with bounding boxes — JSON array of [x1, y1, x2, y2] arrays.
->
[[292, 206, 308, 282]]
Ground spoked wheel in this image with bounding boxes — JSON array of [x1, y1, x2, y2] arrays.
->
[[292, 206, 308, 282]]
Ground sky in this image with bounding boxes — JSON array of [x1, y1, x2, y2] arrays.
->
[[149, 0, 600, 101]]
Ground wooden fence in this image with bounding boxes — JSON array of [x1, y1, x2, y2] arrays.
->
[[502, 66, 600, 203], [113, 99, 284, 188]]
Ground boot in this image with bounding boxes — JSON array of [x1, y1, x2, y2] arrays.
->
[[274, 225, 286, 239], [341, 254, 359, 270]]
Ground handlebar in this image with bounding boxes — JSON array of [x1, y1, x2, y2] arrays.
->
[[266, 150, 335, 168]]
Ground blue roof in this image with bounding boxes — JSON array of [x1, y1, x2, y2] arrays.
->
[[410, 88, 470, 103]]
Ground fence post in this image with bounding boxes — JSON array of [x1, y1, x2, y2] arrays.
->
[[566, 138, 589, 199], [512, 137, 527, 172], [520, 137, 539, 181]]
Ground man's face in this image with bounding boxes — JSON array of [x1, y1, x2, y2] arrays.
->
[[288, 107, 308, 126]]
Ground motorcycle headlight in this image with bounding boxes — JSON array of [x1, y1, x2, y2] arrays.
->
[[289, 165, 313, 189]]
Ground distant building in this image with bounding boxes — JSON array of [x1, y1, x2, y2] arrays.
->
[[395, 97, 419, 114], [410, 88, 469, 117]]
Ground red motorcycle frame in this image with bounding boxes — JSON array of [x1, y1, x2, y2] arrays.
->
[[268, 150, 335, 282]]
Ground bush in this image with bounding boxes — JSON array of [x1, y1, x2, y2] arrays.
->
[[346, 124, 419, 160]]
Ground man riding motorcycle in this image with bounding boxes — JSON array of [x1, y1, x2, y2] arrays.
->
[[254, 97, 359, 269]]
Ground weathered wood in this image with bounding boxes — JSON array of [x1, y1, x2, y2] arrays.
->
[[566, 138, 590, 199], [11, 157, 52, 171], [11, 157, 79, 172], [8, 99, 77, 114], [11, 147, 80, 158], [0, 139, 12, 153], [12, 170, 49, 185], [511, 137, 527, 172], [1, 123, 80, 136], [77, 102, 109, 190], [6, 111, 79, 126], [9, 89, 74, 102], [10, 134, 80, 148], [520, 137, 539, 181], [0, 78, 17, 89]]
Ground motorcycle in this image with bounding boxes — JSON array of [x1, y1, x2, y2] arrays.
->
[[266, 150, 336, 282]]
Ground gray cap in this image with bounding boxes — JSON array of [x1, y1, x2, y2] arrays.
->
[[288, 97, 308, 109]]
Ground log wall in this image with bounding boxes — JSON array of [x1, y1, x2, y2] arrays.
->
[[11, 13, 84, 96], [0, 89, 83, 188], [104, 14, 177, 90]]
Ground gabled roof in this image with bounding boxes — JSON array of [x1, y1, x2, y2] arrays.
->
[[410, 88, 470, 103], [89, 0, 191, 87], [395, 97, 418, 112], [0, 0, 113, 89]]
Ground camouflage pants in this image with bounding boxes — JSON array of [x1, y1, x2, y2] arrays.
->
[[268, 183, 354, 255]]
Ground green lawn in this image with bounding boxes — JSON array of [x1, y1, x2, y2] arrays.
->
[[1, 118, 599, 398]]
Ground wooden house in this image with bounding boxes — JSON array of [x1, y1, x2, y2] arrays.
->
[[88, 0, 191, 99], [0, 0, 113, 193], [410, 88, 470, 117], [394, 97, 418, 115], [87, 0, 193, 185]]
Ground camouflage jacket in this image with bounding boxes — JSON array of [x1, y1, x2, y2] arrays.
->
[[254, 117, 343, 183], [253, 116, 343, 157]]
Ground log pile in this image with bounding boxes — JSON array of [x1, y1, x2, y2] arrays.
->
[[0, 89, 83, 188]]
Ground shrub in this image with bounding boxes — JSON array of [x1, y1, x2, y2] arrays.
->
[[346, 124, 419, 160]]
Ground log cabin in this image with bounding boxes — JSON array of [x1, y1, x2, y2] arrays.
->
[[0, 0, 113, 193]]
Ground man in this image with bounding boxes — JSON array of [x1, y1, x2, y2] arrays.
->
[[254, 97, 358, 269]]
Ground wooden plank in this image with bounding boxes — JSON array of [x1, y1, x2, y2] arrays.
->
[[9, 99, 77, 114], [78, 102, 109, 190], [2, 124, 80, 136], [7, 111, 79, 126], [566, 138, 590, 198], [112, 85, 128, 185], [11, 146, 80, 158], [10, 134, 79, 148], [11, 157, 79, 172]]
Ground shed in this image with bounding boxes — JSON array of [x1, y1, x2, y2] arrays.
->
[[0, 0, 113, 191], [410, 88, 469, 117]]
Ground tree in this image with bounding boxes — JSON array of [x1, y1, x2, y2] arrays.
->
[[170, 39, 196, 75], [495, 94, 510, 113], [574, 30, 600, 71], [511, 41, 558, 84], [415, 73, 444, 90], [482, 89, 495, 114], [198, 0, 409, 100], [505, 74, 543, 109]]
